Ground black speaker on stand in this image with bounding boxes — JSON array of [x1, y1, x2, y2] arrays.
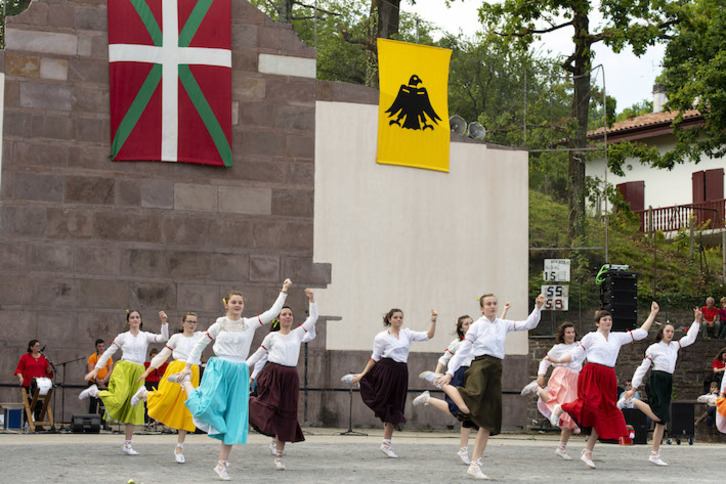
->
[[72, 413, 102, 433], [600, 270, 638, 331]]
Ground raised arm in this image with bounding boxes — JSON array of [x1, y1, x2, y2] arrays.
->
[[300, 289, 319, 333], [630, 353, 653, 390], [637, 301, 660, 334], [500, 301, 511, 319], [509, 295, 545, 331], [149, 311, 170, 343], [257, 279, 292, 326], [426, 309, 438, 339], [679, 309, 702, 349]]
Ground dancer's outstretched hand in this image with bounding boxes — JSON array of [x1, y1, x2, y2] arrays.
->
[[694, 307, 703, 322], [535, 294, 545, 309], [282, 279, 293, 293], [435, 373, 452, 386]]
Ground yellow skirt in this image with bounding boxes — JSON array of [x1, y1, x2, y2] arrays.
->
[[99, 361, 145, 425], [147, 360, 200, 432]]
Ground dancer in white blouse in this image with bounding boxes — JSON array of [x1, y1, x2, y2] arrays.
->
[[621, 309, 701, 466], [131, 312, 206, 463], [175, 279, 292, 481], [547, 302, 659, 469], [430, 294, 544, 480], [520, 321, 585, 461], [246, 288, 318, 470], [80, 310, 169, 455], [349, 308, 437, 458]]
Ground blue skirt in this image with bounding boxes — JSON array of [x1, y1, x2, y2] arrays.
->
[[185, 357, 249, 445], [446, 365, 469, 416]]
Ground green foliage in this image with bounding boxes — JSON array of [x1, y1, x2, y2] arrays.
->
[[615, 99, 654, 122]]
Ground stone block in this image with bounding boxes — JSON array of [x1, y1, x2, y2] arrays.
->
[[176, 283, 221, 312], [74, 247, 122, 275], [239, 130, 285, 157], [78, 279, 129, 308], [277, 220, 313, 250], [123, 249, 168, 277], [286, 134, 314, 159], [77, 35, 93, 57], [232, 0, 266, 25], [76, 6, 107, 31], [286, 161, 314, 187], [274, 104, 315, 131], [235, 101, 274, 128], [21, 83, 72, 110], [4, 80, 20, 107], [315, 80, 334, 102], [168, 251, 212, 278], [13, 171, 64, 202], [5, 54, 39, 77], [232, 101, 239, 126], [115, 179, 141, 206], [94, 212, 163, 243], [73, 86, 109, 113], [48, 4, 76, 29], [77, 117, 109, 143], [65, 176, 115, 204], [258, 24, 297, 52], [0, 242, 28, 271], [249, 255, 280, 282], [45, 207, 94, 239], [2, 110, 29, 137], [259, 54, 316, 79], [0, 311, 35, 344], [130, 282, 176, 310], [29, 244, 74, 271], [218, 186, 272, 215], [163, 216, 210, 247], [232, 24, 257, 48], [31, 114, 75, 140], [13, 142, 69, 168], [34, 278, 79, 308], [232, 75, 265, 99], [39, 58, 69, 80], [68, 58, 109, 85], [272, 189, 313, 218], [234, 158, 287, 184], [281, 257, 331, 285], [141, 180, 174, 209], [207, 219, 255, 249], [331, 81, 378, 104], [6, 29, 77, 56], [265, 77, 315, 103], [1, 205, 45, 236], [173, 183, 217, 212], [232, 48, 257, 72], [210, 253, 250, 282], [68, 145, 109, 170], [76, 311, 125, 344]]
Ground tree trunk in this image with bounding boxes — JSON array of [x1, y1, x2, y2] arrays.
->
[[278, 0, 293, 24], [365, 0, 401, 88]]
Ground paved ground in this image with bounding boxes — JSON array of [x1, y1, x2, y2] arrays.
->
[[0, 427, 722, 483]]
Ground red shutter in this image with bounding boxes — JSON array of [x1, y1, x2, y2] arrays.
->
[[617, 181, 645, 212], [693, 171, 706, 203], [705, 169, 724, 201]]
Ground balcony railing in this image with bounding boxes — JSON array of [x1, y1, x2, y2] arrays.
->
[[632, 199, 726, 233]]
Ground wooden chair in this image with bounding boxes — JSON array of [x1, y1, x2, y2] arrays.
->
[[21, 386, 54, 432]]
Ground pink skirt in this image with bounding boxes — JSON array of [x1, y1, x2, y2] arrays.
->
[[537, 366, 580, 432]]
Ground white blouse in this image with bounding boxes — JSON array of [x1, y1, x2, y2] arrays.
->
[[187, 292, 287, 363], [151, 332, 207, 367], [631, 321, 700, 388], [371, 328, 429, 363], [446, 307, 542, 376], [538, 342, 584, 375], [95, 326, 169, 367], [568, 328, 648, 368], [246, 302, 318, 369], [438, 338, 475, 368]]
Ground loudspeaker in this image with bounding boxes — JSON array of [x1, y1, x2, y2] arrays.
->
[[670, 402, 695, 438], [72, 413, 102, 433], [621, 408, 649, 444], [600, 270, 638, 331]]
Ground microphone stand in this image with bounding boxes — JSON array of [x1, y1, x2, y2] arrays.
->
[[38, 349, 59, 431], [56, 355, 88, 425]]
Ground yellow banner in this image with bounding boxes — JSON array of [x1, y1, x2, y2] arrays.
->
[[376, 39, 452, 172]]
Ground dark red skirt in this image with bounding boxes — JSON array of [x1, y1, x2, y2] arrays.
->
[[359, 358, 408, 427], [561, 362, 627, 440], [249, 362, 304, 443]]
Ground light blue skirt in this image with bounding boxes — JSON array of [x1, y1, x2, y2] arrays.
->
[[185, 357, 249, 445]]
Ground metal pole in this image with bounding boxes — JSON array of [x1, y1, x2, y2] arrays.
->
[[523, 67, 527, 147], [601, 65, 609, 263]]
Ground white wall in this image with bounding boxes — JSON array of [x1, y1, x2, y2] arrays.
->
[[314, 101, 532, 355], [587, 133, 726, 210]]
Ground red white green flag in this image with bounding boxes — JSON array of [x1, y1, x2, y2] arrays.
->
[[108, 0, 232, 167]]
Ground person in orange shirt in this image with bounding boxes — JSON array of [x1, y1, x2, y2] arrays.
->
[[86, 339, 114, 414]]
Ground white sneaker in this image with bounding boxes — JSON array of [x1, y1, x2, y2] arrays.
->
[[79, 384, 98, 400], [549, 404, 562, 428], [457, 447, 471, 464], [123, 444, 139, 456], [418, 370, 442, 389], [130, 386, 148, 407], [214, 461, 231, 481], [174, 444, 185, 464], [466, 462, 490, 480], [340, 374, 355, 384], [580, 449, 596, 469], [616, 397, 632, 409], [555, 446, 572, 460], [649, 452, 667, 466], [412, 391, 431, 407], [520, 380, 540, 396], [270, 440, 277, 455], [380, 444, 398, 458], [275, 457, 286, 471], [167, 372, 190, 384]]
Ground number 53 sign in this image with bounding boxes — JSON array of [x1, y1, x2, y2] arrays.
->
[[541, 285, 569, 311]]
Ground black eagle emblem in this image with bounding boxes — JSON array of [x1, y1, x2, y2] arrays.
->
[[385, 75, 441, 131]]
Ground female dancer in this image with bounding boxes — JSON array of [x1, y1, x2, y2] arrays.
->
[[431, 294, 544, 480], [621, 309, 701, 466], [348, 308, 437, 458], [716, 370, 726, 433], [547, 301, 659, 469], [246, 288, 318, 470], [175, 279, 291, 481], [131, 312, 206, 463], [415, 303, 510, 465], [81, 310, 169, 455], [520, 321, 584, 460]]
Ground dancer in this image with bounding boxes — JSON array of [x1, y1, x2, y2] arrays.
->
[[131, 312, 206, 463], [716, 368, 726, 433], [348, 308, 437, 458], [246, 288, 318, 470], [174, 279, 292, 481], [620, 309, 701, 466], [547, 301, 659, 469], [520, 322, 584, 460], [416, 303, 510, 465], [429, 294, 544, 480], [81, 310, 169, 455]]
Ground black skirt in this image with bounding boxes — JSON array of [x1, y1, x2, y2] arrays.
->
[[645, 370, 673, 424], [359, 358, 408, 427], [249, 362, 304, 443]]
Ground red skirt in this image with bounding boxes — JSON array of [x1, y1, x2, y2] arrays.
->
[[359, 358, 408, 427], [561, 363, 627, 440], [249, 362, 304, 443]]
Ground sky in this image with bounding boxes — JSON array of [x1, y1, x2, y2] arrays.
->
[[403, 0, 666, 113]]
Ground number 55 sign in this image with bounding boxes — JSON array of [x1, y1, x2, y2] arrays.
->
[[541, 285, 569, 311]]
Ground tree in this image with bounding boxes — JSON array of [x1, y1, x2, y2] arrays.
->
[[615, 99, 653, 122], [1, 0, 33, 49], [479, 0, 681, 244]]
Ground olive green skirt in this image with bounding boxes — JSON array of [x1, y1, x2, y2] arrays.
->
[[457, 355, 503, 435]]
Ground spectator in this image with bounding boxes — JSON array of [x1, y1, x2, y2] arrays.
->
[[712, 348, 726, 387], [696, 381, 719, 426], [618, 379, 640, 409], [86, 339, 113, 415], [701, 297, 720, 339], [718, 298, 726, 338], [143, 348, 167, 393]]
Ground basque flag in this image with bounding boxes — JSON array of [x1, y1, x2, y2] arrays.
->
[[108, 0, 232, 167]]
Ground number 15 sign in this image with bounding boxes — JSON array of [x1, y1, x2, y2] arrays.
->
[[543, 259, 570, 282]]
